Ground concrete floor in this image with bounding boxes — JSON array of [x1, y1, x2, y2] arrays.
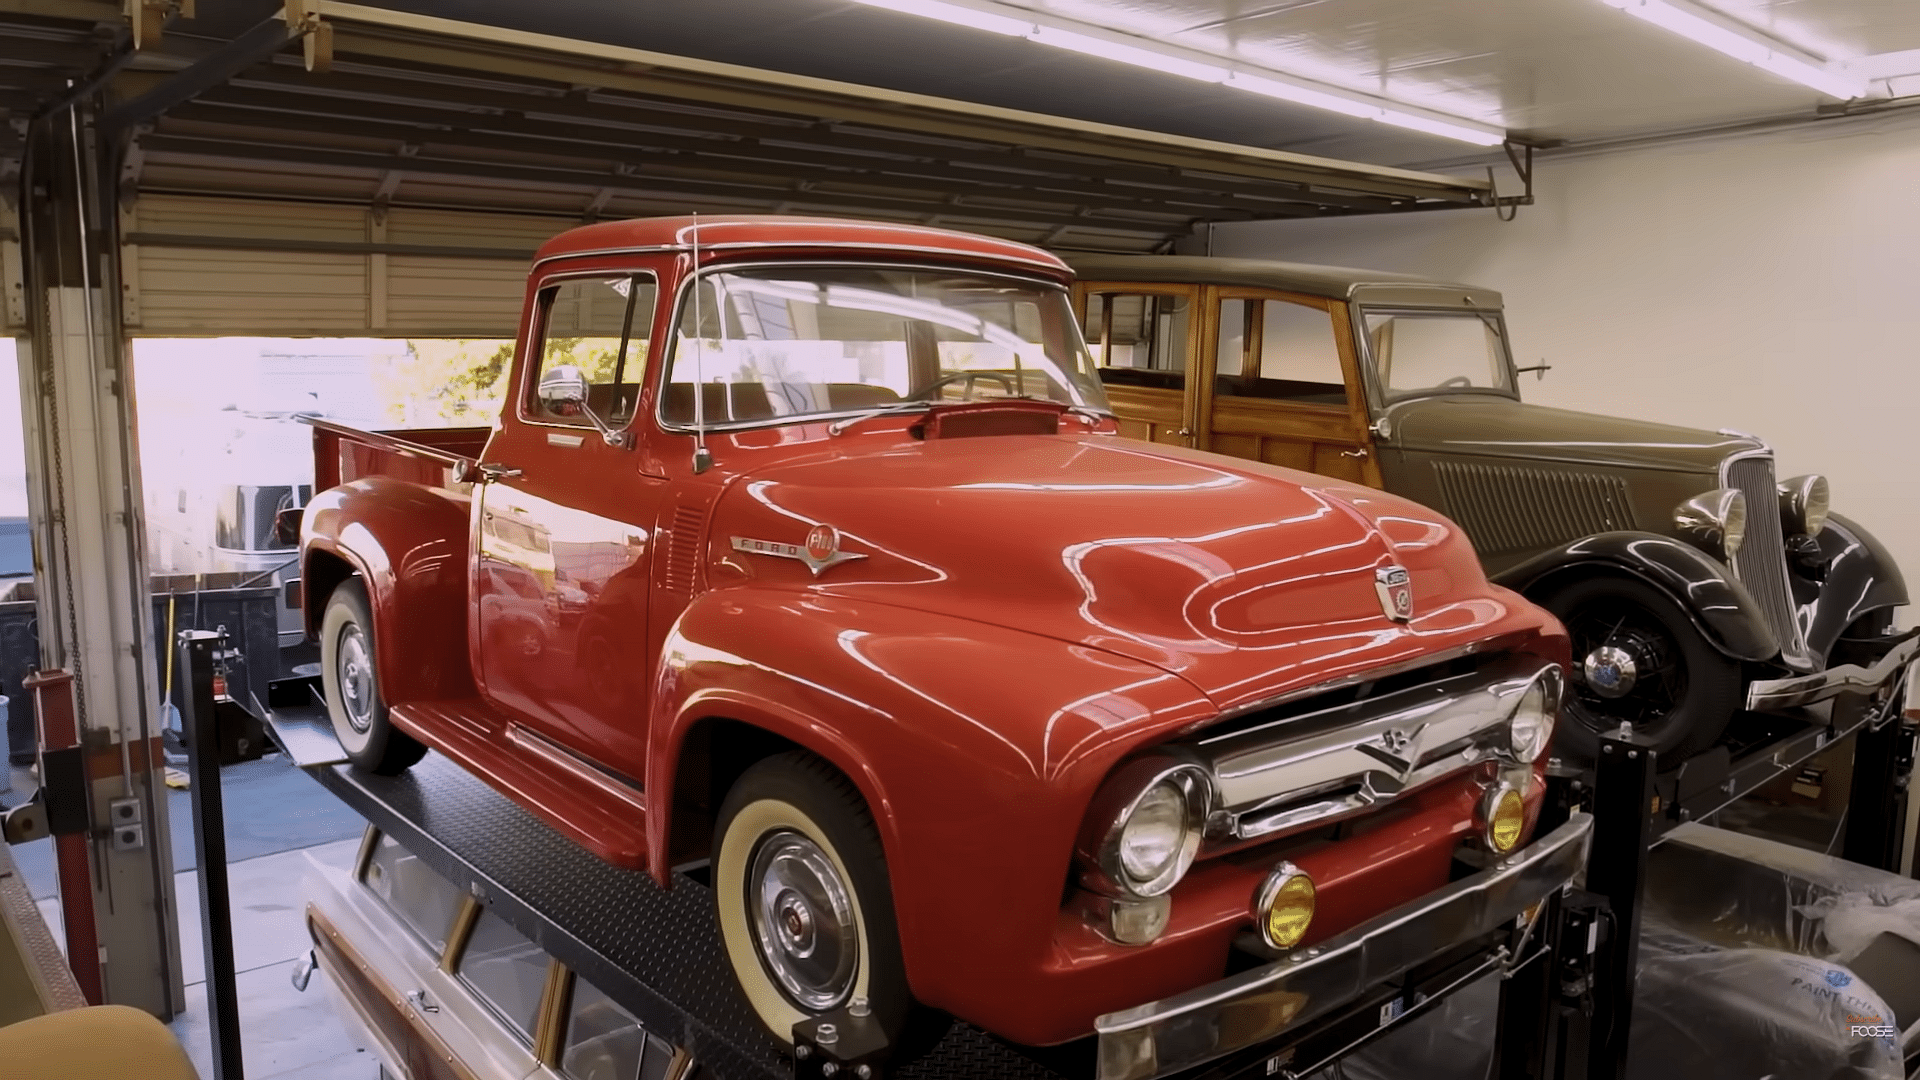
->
[[11, 753, 379, 1080]]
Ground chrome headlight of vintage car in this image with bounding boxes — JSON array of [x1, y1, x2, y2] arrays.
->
[[1079, 759, 1212, 899], [1506, 667, 1561, 764], [1778, 474, 1829, 537], [1673, 488, 1746, 560]]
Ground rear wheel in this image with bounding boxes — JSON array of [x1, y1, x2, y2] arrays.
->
[[713, 751, 912, 1044], [320, 578, 426, 775], [1538, 574, 1742, 764]]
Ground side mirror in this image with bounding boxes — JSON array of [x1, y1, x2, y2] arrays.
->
[[538, 365, 589, 413], [273, 506, 304, 547]]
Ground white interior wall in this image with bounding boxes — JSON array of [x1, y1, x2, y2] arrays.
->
[[1206, 110, 1920, 606]]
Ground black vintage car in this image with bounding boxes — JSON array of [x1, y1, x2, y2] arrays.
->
[[1070, 254, 1914, 763]]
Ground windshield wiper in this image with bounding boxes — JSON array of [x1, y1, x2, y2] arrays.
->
[[827, 395, 1075, 436]]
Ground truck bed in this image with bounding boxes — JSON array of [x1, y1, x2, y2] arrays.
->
[[305, 418, 490, 491]]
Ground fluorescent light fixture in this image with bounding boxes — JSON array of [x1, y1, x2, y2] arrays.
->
[[1026, 26, 1230, 83], [1376, 112, 1508, 146], [844, 0, 1031, 37], [848, 0, 1508, 145], [1228, 74, 1505, 145], [1600, 0, 1867, 100]]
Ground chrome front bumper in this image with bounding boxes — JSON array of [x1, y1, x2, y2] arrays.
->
[[1745, 631, 1920, 712], [1093, 814, 1594, 1080]]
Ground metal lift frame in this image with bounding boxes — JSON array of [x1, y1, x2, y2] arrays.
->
[[211, 635, 1909, 1080]]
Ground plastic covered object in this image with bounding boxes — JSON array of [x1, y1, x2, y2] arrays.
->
[[1306, 823, 1920, 1080]]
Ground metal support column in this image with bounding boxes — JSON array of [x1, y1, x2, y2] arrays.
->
[[1583, 729, 1657, 1080], [1842, 695, 1912, 872], [179, 630, 243, 1080], [17, 99, 183, 1017]]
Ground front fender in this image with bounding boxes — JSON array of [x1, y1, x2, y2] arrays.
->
[[1806, 512, 1909, 659], [1492, 531, 1778, 661], [643, 587, 1213, 1024], [301, 478, 475, 706]]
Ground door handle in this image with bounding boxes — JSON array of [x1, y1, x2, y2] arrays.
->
[[405, 988, 440, 1014], [474, 462, 523, 482], [1340, 448, 1370, 459]]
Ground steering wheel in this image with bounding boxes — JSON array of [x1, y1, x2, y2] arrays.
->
[[908, 370, 1017, 401], [1437, 375, 1475, 389]]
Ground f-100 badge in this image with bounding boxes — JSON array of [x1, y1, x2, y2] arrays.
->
[[1375, 565, 1413, 623], [732, 525, 866, 577]]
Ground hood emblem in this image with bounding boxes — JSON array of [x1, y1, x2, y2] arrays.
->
[[731, 525, 867, 577], [1375, 565, 1414, 623]]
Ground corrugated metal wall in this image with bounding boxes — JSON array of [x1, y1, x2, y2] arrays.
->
[[118, 196, 570, 338]]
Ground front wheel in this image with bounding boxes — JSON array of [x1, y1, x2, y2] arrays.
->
[[713, 752, 912, 1043], [1537, 574, 1742, 765], [320, 578, 426, 775]]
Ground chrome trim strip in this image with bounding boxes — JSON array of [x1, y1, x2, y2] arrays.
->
[[1093, 814, 1593, 1080], [533, 239, 1071, 274], [1189, 656, 1552, 844], [1746, 631, 1920, 711]]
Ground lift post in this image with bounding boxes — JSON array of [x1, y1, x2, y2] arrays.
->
[[1582, 729, 1657, 1080]]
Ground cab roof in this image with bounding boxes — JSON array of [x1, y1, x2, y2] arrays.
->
[[536, 215, 1072, 279], [1065, 253, 1504, 309]]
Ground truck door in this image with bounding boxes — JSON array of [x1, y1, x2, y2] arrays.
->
[[473, 271, 665, 782]]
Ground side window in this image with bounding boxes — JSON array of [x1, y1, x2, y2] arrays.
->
[[1083, 291, 1189, 391], [455, 909, 550, 1043], [530, 274, 659, 426], [1214, 298, 1347, 405], [562, 975, 681, 1080], [361, 834, 464, 956]]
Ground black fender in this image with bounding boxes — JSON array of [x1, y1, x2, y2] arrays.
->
[[1804, 512, 1908, 659], [1491, 531, 1778, 662]]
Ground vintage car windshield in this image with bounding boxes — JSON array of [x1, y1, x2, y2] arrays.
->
[[1361, 308, 1515, 402], [660, 265, 1107, 428]]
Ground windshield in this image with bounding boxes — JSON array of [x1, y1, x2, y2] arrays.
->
[[1361, 309, 1514, 402], [660, 266, 1107, 428]]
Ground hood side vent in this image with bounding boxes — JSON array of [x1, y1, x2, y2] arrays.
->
[[662, 503, 708, 594], [1432, 461, 1634, 555]]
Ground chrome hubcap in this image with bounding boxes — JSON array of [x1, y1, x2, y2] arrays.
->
[[338, 625, 375, 734], [1582, 645, 1638, 700], [747, 830, 857, 1012]]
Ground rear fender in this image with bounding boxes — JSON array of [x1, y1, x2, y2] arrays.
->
[[642, 587, 1213, 1017], [1493, 531, 1778, 662], [301, 478, 475, 705], [1805, 512, 1909, 659]]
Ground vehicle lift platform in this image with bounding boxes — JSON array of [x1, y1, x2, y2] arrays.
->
[[199, 636, 1911, 1080]]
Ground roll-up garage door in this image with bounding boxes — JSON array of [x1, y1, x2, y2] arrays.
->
[[122, 195, 572, 337]]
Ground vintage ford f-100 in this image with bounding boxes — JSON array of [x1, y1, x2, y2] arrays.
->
[[297, 216, 1590, 1078]]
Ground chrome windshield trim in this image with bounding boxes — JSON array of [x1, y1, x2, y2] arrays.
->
[[1093, 814, 1593, 1080], [1189, 655, 1555, 844]]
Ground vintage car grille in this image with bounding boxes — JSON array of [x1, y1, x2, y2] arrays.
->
[[1723, 454, 1814, 670], [1431, 461, 1635, 555], [1182, 652, 1556, 845]]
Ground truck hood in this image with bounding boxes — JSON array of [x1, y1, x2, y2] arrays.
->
[[708, 432, 1548, 714], [1389, 395, 1760, 474]]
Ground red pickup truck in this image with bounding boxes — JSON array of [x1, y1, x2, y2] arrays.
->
[[298, 215, 1591, 1077]]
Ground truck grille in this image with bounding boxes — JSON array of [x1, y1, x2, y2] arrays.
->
[[1431, 461, 1635, 555], [1723, 454, 1813, 670]]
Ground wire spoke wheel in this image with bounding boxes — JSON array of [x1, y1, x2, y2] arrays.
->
[[1539, 575, 1741, 764]]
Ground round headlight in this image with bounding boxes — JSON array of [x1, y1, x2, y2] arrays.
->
[[1779, 474, 1829, 537], [1253, 863, 1316, 950], [1673, 488, 1746, 561], [1118, 782, 1189, 882], [1507, 669, 1560, 764], [1082, 761, 1210, 899], [1483, 785, 1526, 854]]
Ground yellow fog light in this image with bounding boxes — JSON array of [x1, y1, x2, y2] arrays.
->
[[1483, 784, 1526, 853], [1254, 862, 1316, 950]]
